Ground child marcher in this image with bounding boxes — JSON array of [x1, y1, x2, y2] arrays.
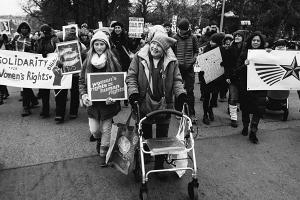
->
[[79, 31, 122, 166]]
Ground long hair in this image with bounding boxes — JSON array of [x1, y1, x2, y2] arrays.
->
[[245, 32, 265, 50], [85, 41, 122, 73]]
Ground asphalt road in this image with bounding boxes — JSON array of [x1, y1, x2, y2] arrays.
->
[[0, 85, 299, 200]]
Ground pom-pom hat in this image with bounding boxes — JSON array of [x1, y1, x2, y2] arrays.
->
[[151, 33, 176, 52]]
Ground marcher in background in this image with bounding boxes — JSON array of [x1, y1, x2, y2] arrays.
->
[[201, 32, 225, 125], [55, 27, 86, 124], [173, 18, 199, 124], [79, 31, 122, 167], [218, 34, 234, 102], [126, 33, 187, 177], [35, 24, 60, 118], [226, 30, 246, 127], [163, 22, 175, 38], [236, 31, 267, 144], [0, 33, 10, 101], [10, 22, 39, 117], [110, 21, 131, 106]]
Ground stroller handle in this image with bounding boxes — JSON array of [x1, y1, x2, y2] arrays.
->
[[145, 109, 183, 119]]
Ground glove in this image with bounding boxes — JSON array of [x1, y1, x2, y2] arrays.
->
[[129, 93, 140, 113], [177, 93, 188, 111], [82, 94, 92, 107]]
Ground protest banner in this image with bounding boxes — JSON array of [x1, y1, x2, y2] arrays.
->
[[0, 19, 11, 35], [128, 17, 144, 38], [87, 72, 127, 101], [194, 47, 223, 84], [0, 50, 72, 89], [62, 24, 78, 41], [247, 49, 300, 90], [56, 40, 82, 75], [171, 15, 177, 33]]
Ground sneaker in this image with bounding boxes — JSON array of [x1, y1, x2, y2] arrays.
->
[[202, 115, 210, 125], [190, 115, 197, 124], [69, 114, 78, 119], [21, 109, 31, 117], [55, 116, 64, 124], [231, 120, 238, 128]]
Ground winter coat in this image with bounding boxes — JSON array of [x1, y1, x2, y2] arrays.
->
[[126, 44, 186, 112], [35, 35, 60, 54], [10, 22, 34, 53], [79, 56, 121, 121], [173, 31, 199, 70], [236, 49, 267, 115]]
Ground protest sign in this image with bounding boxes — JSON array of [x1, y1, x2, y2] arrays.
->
[[172, 15, 177, 33], [128, 17, 144, 38], [56, 40, 82, 75], [98, 21, 103, 28], [0, 50, 72, 89], [0, 19, 11, 35], [62, 24, 78, 41], [87, 72, 127, 101], [194, 47, 223, 84], [247, 49, 300, 90]]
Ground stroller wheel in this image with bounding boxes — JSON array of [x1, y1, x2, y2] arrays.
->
[[188, 179, 199, 200], [139, 183, 148, 200], [282, 110, 289, 121]]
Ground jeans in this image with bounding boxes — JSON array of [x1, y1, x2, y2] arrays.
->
[[39, 89, 50, 114], [228, 83, 239, 105], [89, 117, 113, 156]]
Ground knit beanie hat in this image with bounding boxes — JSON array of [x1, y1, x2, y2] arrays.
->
[[151, 33, 176, 52], [40, 24, 52, 34], [233, 30, 245, 38], [90, 30, 111, 49], [147, 25, 167, 42], [210, 32, 225, 46], [177, 18, 190, 31], [111, 21, 123, 28]]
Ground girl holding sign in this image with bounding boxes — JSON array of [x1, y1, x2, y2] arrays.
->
[[79, 31, 122, 167]]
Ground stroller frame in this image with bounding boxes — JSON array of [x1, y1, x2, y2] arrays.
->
[[134, 103, 199, 200]]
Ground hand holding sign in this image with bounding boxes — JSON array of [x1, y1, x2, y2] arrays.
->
[[52, 66, 63, 86], [106, 97, 116, 105], [82, 94, 92, 107]]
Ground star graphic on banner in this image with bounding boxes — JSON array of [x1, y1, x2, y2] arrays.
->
[[281, 56, 300, 81]]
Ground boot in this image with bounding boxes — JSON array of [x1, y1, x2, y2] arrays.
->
[[99, 146, 109, 167], [21, 108, 31, 117], [249, 131, 258, 144], [250, 123, 258, 134], [241, 123, 249, 136], [202, 114, 210, 125], [229, 104, 238, 128]]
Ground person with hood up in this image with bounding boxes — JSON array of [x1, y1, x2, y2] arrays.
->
[[35, 24, 60, 118], [79, 31, 122, 167], [126, 33, 187, 176], [236, 31, 267, 144], [173, 18, 199, 124], [10, 22, 39, 116]]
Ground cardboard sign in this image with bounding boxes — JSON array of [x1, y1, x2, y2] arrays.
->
[[62, 24, 79, 41], [128, 17, 144, 38], [87, 72, 127, 101], [247, 49, 300, 90], [194, 47, 224, 84], [0, 19, 11, 35], [56, 40, 82, 75], [0, 50, 72, 89]]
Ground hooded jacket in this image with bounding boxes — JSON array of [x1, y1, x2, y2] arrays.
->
[[11, 22, 34, 52], [126, 44, 186, 109]]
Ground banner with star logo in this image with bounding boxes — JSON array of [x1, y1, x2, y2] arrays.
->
[[247, 49, 300, 90]]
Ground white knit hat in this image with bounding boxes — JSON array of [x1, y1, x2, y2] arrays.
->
[[151, 33, 176, 52], [90, 31, 111, 49]]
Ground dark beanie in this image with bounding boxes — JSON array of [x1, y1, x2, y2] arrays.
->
[[210, 32, 225, 46], [178, 18, 190, 31], [40, 24, 52, 34], [111, 21, 123, 28]]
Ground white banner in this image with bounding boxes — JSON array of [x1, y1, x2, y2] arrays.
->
[[128, 17, 144, 38], [194, 47, 223, 84], [247, 49, 300, 90], [0, 50, 72, 89]]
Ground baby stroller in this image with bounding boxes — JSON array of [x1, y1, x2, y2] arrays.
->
[[133, 103, 199, 200], [266, 90, 290, 121]]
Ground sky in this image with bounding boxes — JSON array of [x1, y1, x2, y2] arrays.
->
[[0, 0, 26, 16]]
